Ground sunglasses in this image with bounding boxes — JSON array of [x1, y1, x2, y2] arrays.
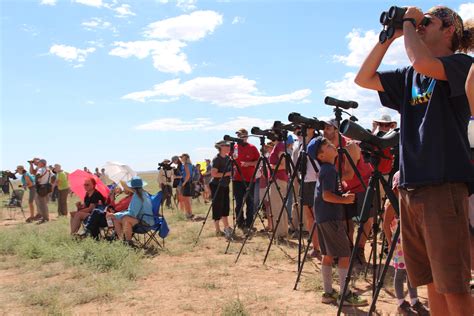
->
[[378, 123, 393, 128], [420, 16, 432, 27]]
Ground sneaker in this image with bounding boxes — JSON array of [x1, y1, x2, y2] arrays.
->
[[397, 301, 417, 316], [339, 291, 368, 307], [224, 227, 233, 240], [321, 289, 338, 304], [36, 219, 49, 225], [411, 300, 430, 316]]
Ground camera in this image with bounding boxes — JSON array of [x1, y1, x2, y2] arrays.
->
[[158, 162, 173, 171], [379, 6, 407, 43]]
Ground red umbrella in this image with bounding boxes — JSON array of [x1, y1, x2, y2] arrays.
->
[[68, 169, 110, 201]]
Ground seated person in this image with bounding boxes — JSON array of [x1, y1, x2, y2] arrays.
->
[[82, 185, 133, 239], [70, 177, 105, 235], [107, 177, 153, 245]]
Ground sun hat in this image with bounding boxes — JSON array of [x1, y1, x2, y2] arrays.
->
[[215, 140, 231, 150], [126, 176, 147, 188], [373, 114, 396, 124]]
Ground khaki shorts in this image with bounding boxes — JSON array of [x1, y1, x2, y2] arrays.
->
[[399, 182, 470, 294]]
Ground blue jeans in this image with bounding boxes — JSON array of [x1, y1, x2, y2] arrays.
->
[[233, 181, 254, 228]]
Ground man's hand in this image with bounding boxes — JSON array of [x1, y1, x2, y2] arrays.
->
[[403, 6, 424, 26]]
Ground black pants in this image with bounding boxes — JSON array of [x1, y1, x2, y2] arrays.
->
[[210, 182, 230, 221], [233, 181, 254, 228], [84, 209, 107, 239], [161, 184, 172, 207]]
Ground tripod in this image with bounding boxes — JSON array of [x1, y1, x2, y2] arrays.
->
[[262, 128, 318, 266], [337, 147, 400, 315], [194, 142, 249, 245], [293, 109, 367, 290], [228, 135, 291, 260]]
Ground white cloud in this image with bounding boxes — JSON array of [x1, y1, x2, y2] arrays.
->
[[135, 116, 275, 132], [123, 76, 312, 108], [323, 72, 399, 128], [232, 16, 245, 24], [40, 0, 57, 5], [49, 44, 96, 65], [74, 0, 103, 7], [109, 40, 191, 73], [334, 29, 409, 67], [177, 0, 197, 11], [144, 10, 223, 41], [459, 3, 474, 20], [21, 24, 39, 36], [82, 17, 117, 33], [114, 4, 135, 18]]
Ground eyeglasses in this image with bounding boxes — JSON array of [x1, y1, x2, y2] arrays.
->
[[420, 16, 432, 27]]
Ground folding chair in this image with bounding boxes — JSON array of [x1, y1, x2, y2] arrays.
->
[[133, 192, 170, 249], [3, 189, 26, 220]]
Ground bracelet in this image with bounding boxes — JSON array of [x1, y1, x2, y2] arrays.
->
[[402, 18, 417, 28]]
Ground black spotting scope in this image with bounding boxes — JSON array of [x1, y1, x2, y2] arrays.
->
[[272, 121, 299, 132], [223, 135, 244, 144], [340, 119, 399, 150], [288, 112, 325, 130], [324, 96, 358, 110], [250, 127, 278, 141]]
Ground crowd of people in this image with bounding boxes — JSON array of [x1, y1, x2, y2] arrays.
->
[[1, 4, 473, 315]]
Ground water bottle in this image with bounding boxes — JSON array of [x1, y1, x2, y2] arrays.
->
[[106, 217, 114, 228], [469, 116, 474, 149], [233, 145, 239, 159]]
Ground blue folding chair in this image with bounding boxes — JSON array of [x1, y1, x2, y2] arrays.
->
[[133, 191, 170, 249]]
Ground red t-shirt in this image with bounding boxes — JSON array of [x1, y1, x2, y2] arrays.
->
[[343, 158, 373, 193], [110, 195, 133, 213], [269, 142, 288, 182], [378, 147, 394, 175], [233, 142, 259, 182]]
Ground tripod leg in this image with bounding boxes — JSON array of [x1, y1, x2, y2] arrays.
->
[[293, 221, 317, 290]]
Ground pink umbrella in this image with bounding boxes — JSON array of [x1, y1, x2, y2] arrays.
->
[[68, 169, 110, 201]]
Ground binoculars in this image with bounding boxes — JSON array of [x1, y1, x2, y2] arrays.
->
[[379, 6, 407, 44]]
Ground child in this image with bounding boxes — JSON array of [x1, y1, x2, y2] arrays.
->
[[384, 172, 429, 316], [308, 136, 367, 306]]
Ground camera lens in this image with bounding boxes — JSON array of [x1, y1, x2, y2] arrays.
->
[[380, 11, 389, 25]]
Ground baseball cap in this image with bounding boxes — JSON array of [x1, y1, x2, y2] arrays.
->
[[235, 128, 249, 137], [324, 119, 338, 128], [307, 136, 324, 160], [286, 135, 295, 145]]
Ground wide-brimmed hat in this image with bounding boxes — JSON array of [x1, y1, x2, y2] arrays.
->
[[126, 176, 147, 188], [15, 165, 25, 173], [215, 140, 231, 150], [373, 114, 396, 124], [162, 159, 171, 164]]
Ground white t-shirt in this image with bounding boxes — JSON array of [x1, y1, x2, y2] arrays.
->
[[293, 139, 319, 183], [36, 167, 50, 185]]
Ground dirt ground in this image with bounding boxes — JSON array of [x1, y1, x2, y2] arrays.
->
[[0, 180, 430, 315]]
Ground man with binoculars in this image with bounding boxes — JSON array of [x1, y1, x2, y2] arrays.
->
[[355, 5, 473, 316]]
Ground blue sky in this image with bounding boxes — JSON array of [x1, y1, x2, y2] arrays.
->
[[1, 0, 473, 172]]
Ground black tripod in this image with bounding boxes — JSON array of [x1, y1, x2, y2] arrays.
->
[[262, 127, 318, 266], [194, 142, 249, 245], [293, 108, 367, 290], [337, 147, 400, 315], [227, 135, 289, 258]]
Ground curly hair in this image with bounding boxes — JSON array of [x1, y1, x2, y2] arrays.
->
[[455, 18, 474, 53]]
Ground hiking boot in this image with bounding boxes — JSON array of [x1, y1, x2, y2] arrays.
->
[[321, 289, 338, 304], [338, 291, 368, 307], [224, 227, 233, 240], [411, 300, 430, 316], [397, 301, 417, 316]]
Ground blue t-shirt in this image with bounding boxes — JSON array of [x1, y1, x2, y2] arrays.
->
[[180, 163, 194, 184], [378, 54, 474, 190], [313, 163, 345, 224], [21, 172, 35, 187]]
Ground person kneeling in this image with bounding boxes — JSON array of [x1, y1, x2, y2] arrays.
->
[[107, 177, 153, 246]]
